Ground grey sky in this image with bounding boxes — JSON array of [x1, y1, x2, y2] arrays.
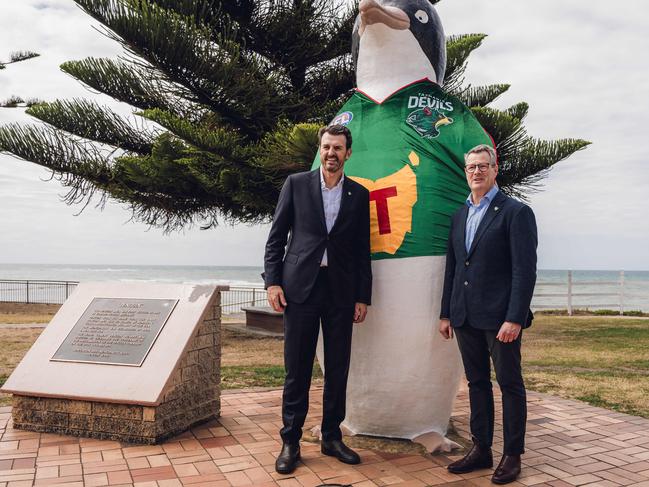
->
[[1, 0, 647, 269]]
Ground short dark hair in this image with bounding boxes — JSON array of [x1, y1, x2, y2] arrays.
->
[[318, 124, 352, 149]]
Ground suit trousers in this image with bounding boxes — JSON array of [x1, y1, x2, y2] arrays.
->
[[454, 325, 527, 455], [280, 268, 355, 444]]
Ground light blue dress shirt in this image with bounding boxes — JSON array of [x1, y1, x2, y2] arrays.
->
[[465, 184, 499, 253], [320, 168, 344, 266]]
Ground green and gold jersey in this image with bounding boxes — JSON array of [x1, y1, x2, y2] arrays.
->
[[313, 80, 494, 260]]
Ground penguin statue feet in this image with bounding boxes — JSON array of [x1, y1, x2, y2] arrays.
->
[[413, 431, 462, 454]]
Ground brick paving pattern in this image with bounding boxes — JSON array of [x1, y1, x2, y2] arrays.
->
[[2, 386, 649, 486]]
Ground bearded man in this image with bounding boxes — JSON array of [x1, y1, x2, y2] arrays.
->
[[264, 124, 372, 474]]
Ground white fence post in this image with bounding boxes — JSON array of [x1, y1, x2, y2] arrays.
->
[[567, 271, 573, 316], [619, 271, 625, 316]]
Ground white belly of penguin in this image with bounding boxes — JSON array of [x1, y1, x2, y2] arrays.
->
[[356, 24, 437, 103], [316, 255, 463, 439]]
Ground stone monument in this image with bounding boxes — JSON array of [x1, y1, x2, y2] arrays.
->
[[1, 281, 227, 444]]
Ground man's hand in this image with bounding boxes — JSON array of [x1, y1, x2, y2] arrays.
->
[[267, 285, 287, 312], [439, 319, 453, 339], [354, 303, 368, 323], [497, 321, 522, 343]]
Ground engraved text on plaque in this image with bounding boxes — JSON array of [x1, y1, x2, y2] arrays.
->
[[51, 298, 178, 366]]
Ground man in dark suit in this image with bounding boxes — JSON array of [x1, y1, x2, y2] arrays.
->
[[439, 144, 537, 485], [264, 124, 372, 475]]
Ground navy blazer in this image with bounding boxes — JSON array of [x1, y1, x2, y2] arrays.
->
[[440, 190, 537, 329], [264, 169, 372, 306]]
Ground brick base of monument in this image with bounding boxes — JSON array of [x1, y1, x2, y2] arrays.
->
[[10, 301, 222, 444]]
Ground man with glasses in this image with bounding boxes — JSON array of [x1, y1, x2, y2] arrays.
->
[[439, 144, 537, 484]]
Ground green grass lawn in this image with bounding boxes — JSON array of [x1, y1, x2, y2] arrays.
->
[[523, 315, 649, 417], [221, 364, 322, 389], [1, 316, 647, 418]]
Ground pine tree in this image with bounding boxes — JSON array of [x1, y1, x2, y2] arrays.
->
[[0, 0, 589, 230], [0, 51, 41, 108]]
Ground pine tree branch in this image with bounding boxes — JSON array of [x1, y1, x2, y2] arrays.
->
[[153, 0, 355, 98], [0, 123, 113, 206], [0, 51, 40, 106], [111, 134, 276, 226], [320, 5, 359, 62], [0, 96, 25, 108], [61, 57, 171, 111], [454, 84, 510, 107], [9, 51, 40, 63], [0, 122, 273, 228], [255, 122, 320, 177], [444, 34, 487, 92], [471, 107, 524, 149], [505, 102, 529, 121], [145, 0, 219, 21], [0, 51, 40, 68], [27, 99, 155, 154], [499, 138, 591, 200], [74, 0, 299, 137], [140, 108, 249, 161], [303, 57, 355, 117]]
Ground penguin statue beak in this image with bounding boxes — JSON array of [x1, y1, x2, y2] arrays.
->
[[359, 0, 410, 36]]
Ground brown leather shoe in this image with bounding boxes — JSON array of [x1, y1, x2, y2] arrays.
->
[[492, 455, 521, 484], [447, 443, 493, 474]]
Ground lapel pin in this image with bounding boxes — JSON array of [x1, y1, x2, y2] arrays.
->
[[348, 191, 352, 196], [494, 206, 499, 211]]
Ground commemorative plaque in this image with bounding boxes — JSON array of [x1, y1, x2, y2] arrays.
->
[[51, 297, 178, 366], [2, 282, 227, 443]]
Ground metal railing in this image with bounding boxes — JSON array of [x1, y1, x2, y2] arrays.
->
[[1, 274, 644, 315], [0, 279, 266, 315], [220, 286, 266, 314], [0, 279, 78, 304]]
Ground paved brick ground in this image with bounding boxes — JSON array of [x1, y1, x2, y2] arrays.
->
[[2, 386, 649, 486]]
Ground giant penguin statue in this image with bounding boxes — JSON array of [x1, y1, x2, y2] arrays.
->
[[314, 0, 495, 451]]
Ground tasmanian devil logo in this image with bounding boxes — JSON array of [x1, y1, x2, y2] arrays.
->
[[406, 107, 453, 139]]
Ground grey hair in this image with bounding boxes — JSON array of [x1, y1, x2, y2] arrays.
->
[[464, 144, 497, 165]]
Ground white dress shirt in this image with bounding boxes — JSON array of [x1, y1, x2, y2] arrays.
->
[[320, 167, 344, 266]]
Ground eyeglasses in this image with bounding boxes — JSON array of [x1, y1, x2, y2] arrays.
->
[[465, 163, 494, 173]]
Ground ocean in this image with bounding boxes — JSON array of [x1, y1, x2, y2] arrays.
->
[[0, 263, 264, 288], [0, 264, 648, 312]]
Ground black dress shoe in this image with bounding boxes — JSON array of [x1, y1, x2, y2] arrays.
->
[[492, 455, 521, 484], [447, 443, 493, 474], [275, 443, 300, 474], [321, 439, 361, 465]]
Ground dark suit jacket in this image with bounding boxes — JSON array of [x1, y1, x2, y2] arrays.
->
[[440, 190, 537, 329], [264, 169, 372, 306]]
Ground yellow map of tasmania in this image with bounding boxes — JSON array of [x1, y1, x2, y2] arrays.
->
[[350, 159, 418, 254]]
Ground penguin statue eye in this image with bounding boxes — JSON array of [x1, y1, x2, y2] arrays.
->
[[414, 10, 429, 23]]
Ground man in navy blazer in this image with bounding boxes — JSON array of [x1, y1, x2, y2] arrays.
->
[[439, 144, 537, 485], [264, 125, 372, 474]]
